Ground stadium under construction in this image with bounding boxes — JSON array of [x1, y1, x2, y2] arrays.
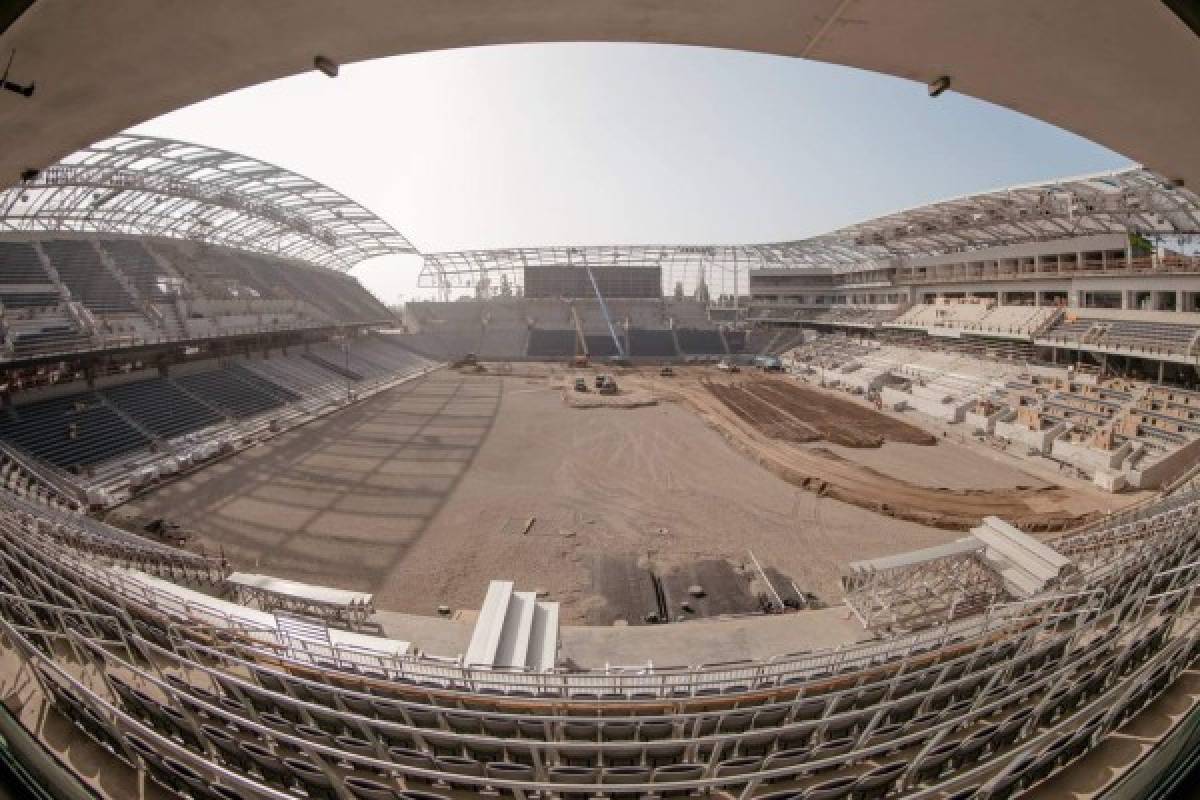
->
[[2, 3, 1200, 800]]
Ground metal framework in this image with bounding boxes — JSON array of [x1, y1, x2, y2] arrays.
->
[[420, 168, 1200, 298], [841, 539, 1005, 633], [0, 134, 414, 270], [420, 245, 747, 301], [768, 167, 1200, 269]]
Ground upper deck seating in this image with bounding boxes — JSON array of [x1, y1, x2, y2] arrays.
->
[[101, 240, 172, 299], [964, 305, 1058, 336], [0, 242, 53, 285], [822, 308, 901, 327], [1044, 316, 1199, 354], [0, 291, 62, 309], [1045, 318, 1097, 339], [9, 324, 92, 358], [190, 248, 280, 299], [41, 240, 137, 314], [250, 256, 392, 323], [1097, 320, 1198, 354], [893, 302, 990, 330]]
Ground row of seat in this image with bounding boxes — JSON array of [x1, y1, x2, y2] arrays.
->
[[0, 241, 54, 284], [41, 239, 138, 314], [0, 392, 151, 469], [102, 239, 172, 299], [5, 518, 1190, 800], [1, 482, 1198, 800], [1, 237, 394, 363], [0, 345, 397, 471]]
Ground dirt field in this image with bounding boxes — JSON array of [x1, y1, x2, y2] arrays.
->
[[704, 377, 937, 447], [118, 366, 1123, 623], [650, 371, 1108, 532]]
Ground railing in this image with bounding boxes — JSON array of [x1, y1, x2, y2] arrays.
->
[[0, 441, 85, 506], [1034, 332, 1198, 359], [895, 254, 1200, 285], [0, 316, 393, 364]]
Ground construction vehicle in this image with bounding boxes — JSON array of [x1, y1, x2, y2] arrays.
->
[[717, 359, 740, 373], [573, 377, 588, 392], [758, 355, 784, 372], [594, 374, 607, 389], [659, 365, 675, 377], [450, 352, 479, 369], [598, 376, 619, 395]]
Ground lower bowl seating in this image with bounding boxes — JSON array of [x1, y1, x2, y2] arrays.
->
[[0, 481, 1197, 800]]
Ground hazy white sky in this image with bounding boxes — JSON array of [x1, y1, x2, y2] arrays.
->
[[131, 43, 1129, 304]]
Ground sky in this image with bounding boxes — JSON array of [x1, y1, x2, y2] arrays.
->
[[130, 43, 1131, 305]]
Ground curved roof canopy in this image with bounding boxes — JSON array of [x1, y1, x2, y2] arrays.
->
[[752, 167, 1200, 269], [0, 134, 414, 270], [423, 168, 1200, 283], [1, 1, 1199, 192]]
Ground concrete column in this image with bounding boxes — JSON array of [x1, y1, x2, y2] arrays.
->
[[1177, 290, 1184, 312], [1159, 360, 1165, 384]]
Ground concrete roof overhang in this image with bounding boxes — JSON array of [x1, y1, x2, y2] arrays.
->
[[1, 1, 1197, 190]]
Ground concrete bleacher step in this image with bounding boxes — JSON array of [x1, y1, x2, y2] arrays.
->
[[464, 580, 560, 672], [971, 516, 1074, 597]]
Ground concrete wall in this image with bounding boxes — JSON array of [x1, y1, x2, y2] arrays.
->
[[995, 419, 1068, 453], [1051, 437, 1131, 474], [965, 408, 1008, 434], [1129, 438, 1200, 489]]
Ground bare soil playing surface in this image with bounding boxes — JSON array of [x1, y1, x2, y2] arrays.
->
[[652, 371, 1107, 532], [704, 377, 937, 447], [118, 366, 1121, 623]]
